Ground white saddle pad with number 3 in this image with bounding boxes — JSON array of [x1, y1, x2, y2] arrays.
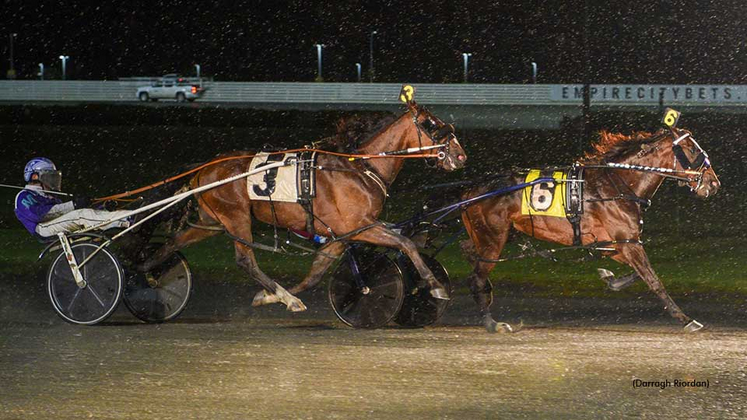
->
[[247, 152, 311, 202]]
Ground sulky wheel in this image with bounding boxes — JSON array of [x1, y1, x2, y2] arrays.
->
[[47, 242, 124, 325], [328, 246, 405, 329], [394, 253, 452, 328], [123, 244, 192, 323]]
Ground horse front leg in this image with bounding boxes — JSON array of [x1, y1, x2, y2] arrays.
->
[[352, 224, 449, 300], [613, 244, 702, 332]]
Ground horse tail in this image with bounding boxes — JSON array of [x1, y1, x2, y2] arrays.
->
[[129, 174, 194, 240]]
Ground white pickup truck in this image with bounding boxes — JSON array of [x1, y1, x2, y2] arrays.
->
[[136, 75, 205, 102]]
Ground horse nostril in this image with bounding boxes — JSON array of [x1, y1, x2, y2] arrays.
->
[[457, 154, 465, 161], [711, 181, 719, 188]]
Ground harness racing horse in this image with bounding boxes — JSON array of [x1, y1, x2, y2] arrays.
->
[[461, 126, 720, 333], [140, 101, 467, 313]]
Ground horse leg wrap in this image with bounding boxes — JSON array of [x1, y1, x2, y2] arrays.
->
[[468, 276, 494, 310], [469, 276, 493, 295]]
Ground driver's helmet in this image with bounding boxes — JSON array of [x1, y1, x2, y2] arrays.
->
[[24, 157, 62, 191]]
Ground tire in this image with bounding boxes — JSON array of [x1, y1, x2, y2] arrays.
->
[[176, 92, 186, 103], [328, 246, 405, 329], [123, 248, 193, 323], [47, 242, 123, 325], [394, 253, 452, 328], [139, 92, 149, 102]]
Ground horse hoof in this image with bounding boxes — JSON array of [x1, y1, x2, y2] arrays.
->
[[252, 290, 279, 307], [684, 320, 705, 333], [430, 287, 450, 300], [485, 318, 513, 334], [287, 299, 307, 312]]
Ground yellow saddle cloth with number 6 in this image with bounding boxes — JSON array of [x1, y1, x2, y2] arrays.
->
[[520, 169, 567, 217]]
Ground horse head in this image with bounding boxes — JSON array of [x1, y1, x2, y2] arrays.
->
[[407, 102, 467, 171], [669, 128, 720, 198]]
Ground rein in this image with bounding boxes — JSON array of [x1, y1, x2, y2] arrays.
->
[[93, 147, 441, 203], [580, 162, 702, 183]]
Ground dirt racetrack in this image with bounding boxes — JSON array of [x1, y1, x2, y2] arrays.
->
[[2, 273, 747, 419]]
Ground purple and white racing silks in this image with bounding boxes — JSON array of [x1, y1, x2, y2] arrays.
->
[[14, 185, 74, 237]]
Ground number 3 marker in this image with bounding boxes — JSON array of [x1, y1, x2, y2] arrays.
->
[[399, 85, 414, 103]]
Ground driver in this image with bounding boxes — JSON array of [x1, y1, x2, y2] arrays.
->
[[14, 157, 132, 238]]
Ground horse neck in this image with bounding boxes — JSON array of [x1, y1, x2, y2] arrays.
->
[[614, 139, 674, 199], [357, 113, 417, 185]]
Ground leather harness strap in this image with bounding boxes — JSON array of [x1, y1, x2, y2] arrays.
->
[[297, 151, 317, 237]]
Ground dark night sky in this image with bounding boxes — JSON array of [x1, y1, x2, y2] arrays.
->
[[2, 0, 747, 84]]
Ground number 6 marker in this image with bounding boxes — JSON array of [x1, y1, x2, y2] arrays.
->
[[662, 108, 681, 128]]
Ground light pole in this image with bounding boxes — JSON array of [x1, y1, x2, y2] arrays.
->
[[38, 63, 44, 80], [462, 52, 472, 83], [314, 44, 324, 81], [59, 55, 69, 80], [8, 33, 17, 79], [531, 61, 538, 84], [369, 30, 377, 82], [355, 63, 361, 82], [194, 64, 201, 79]]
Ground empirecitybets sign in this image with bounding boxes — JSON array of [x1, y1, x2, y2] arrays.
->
[[551, 85, 747, 103]]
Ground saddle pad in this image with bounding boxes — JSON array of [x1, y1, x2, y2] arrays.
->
[[247, 152, 316, 202], [520, 169, 567, 217]]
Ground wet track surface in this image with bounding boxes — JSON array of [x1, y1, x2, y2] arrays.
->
[[2, 275, 747, 419]]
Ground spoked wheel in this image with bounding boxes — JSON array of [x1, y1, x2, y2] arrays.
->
[[47, 242, 123, 325], [123, 244, 192, 323], [328, 246, 405, 329], [394, 253, 452, 328]]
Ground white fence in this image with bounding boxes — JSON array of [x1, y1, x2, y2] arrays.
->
[[0, 81, 559, 105], [2, 81, 747, 109]]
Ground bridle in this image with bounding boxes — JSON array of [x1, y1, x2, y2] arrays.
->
[[582, 128, 713, 198], [670, 129, 711, 192], [408, 105, 458, 167], [397, 85, 460, 167]]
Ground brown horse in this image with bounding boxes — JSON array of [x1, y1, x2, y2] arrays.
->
[[141, 102, 467, 312], [461, 127, 720, 333]]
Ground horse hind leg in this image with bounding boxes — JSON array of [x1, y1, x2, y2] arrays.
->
[[463, 242, 515, 333], [252, 241, 347, 307], [232, 241, 306, 312], [462, 209, 516, 333], [597, 269, 640, 291]]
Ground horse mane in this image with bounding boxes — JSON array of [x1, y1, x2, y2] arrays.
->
[[317, 112, 398, 152], [581, 129, 666, 163]]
